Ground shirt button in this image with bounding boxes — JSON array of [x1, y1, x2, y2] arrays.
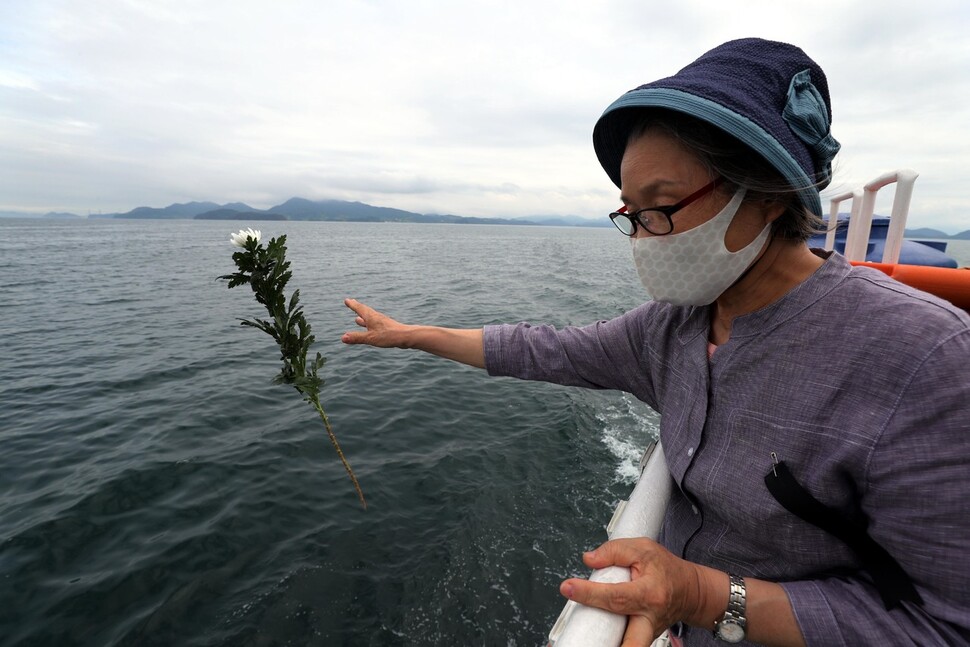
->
[[692, 505, 699, 515], [687, 447, 694, 457]]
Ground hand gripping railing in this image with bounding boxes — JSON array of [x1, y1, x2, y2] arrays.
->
[[547, 440, 672, 647]]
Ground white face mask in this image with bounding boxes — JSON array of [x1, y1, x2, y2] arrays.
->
[[631, 188, 770, 306]]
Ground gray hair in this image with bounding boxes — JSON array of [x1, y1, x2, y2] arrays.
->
[[625, 110, 825, 241]]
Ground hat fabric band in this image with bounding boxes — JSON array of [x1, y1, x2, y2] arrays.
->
[[594, 88, 823, 218], [592, 38, 839, 219]]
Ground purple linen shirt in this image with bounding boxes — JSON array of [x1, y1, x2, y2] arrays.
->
[[483, 252, 970, 646]]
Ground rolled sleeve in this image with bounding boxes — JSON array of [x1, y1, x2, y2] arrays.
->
[[780, 581, 845, 647]]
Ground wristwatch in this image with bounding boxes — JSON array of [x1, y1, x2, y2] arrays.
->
[[714, 573, 747, 642]]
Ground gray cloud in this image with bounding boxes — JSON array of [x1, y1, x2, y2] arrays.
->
[[1, 0, 969, 231]]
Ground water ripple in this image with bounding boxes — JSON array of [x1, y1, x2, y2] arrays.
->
[[0, 219, 656, 646]]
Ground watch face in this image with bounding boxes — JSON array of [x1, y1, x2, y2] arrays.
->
[[717, 619, 746, 643]]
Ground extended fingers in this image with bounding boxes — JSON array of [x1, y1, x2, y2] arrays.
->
[[344, 297, 371, 317], [344, 298, 390, 329], [560, 578, 644, 615], [343, 298, 380, 337], [342, 302, 372, 343], [621, 615, 656, 647], [341, 330, 369, 344], [561, 579, 662, 646], [582, 538, 661, 570]]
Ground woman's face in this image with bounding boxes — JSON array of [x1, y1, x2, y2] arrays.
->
[[618, 129, 780, 251]]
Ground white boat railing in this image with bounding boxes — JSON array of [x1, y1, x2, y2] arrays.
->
[[824, 189, 861, 252], [547, 440, 672, 647], [841, 169, 919, 264]]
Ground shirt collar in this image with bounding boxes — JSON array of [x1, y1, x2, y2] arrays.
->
[[675, 249, 849, 344], [724, 249, 848, 338]]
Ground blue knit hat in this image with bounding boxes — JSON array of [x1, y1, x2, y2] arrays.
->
[[592, 38, 840, 217]]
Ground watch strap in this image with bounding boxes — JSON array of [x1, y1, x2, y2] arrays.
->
[[714, 573, 747, 642]]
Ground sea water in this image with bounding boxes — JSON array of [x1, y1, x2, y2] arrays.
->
[[1, 219, 967, 647], [0, 219, 657, 647]]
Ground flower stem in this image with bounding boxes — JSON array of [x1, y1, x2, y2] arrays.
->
[[309, 396, 366, 509], [223, 233, 366, 509]]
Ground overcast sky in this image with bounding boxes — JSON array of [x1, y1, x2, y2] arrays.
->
[[2, 0, 968, 231]]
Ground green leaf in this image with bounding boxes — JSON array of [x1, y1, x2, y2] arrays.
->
[[287, 289, 302, 316], [220, 231, 366, 507], [240, 318, 278, 340], [312, 353, 326, 373]]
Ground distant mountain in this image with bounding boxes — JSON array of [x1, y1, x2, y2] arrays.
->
[[903, 228, 970, 240], [0, 200, 608, 226], [29, 200, 966, 237], [195, 198, 549, 226], [119, 201, 223, 219], [270, 197, 413, 221], [263, 198, 532, 224], [521, 214, 611, 228], [221, 202, 256, 212], [906, 227, 951, 239], [42, 212, 82, 219], [0, 210, 82, 218]]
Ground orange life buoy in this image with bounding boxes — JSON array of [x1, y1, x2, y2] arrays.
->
[[850, 261, 970, 311]]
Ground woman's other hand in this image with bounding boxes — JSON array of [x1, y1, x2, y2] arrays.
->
[[559, 538, 711, 647]]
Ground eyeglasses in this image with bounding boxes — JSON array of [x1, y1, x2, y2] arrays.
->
[[609, 177, 725, 237]]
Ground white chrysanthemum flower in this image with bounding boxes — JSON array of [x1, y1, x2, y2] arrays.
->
[[229, 228, 262, 248]]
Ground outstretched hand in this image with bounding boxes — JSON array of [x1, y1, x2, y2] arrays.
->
[[342, 298, 486, 368], [341, 298, 411, 348], [559, 538, 706, 647]]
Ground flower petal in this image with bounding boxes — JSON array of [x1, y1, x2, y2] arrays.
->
[[229, 228, 261, 247]]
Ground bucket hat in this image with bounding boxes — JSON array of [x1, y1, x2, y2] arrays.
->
[[592, 38, 840, 217]]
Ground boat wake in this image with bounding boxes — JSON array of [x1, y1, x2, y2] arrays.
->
[[594, 393, 661, 485]]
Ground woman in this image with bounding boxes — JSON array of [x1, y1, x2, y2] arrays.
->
[[342, 39, 970, 646]]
